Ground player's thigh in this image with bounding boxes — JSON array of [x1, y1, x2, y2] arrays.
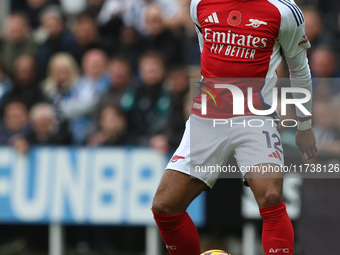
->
[[152, 169, 207, 214], [245, 163, 284, 208]]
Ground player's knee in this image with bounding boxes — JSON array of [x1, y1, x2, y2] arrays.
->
[[260, 190, 283, 208], [152, 198, 179, 215]]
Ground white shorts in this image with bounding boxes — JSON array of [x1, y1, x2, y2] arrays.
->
[[166, 114, 284, 188]]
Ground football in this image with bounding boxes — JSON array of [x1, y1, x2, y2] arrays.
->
[[201, 250, 231, 255]]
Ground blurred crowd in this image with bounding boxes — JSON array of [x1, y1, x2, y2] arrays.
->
[[0, 0, 339, 156], [0, 0, 198, 154]]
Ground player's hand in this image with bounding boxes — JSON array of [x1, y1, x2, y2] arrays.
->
[[295, 128, 318, 160]]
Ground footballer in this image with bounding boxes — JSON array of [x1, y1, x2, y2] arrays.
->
[[152, 0, 317, 254]]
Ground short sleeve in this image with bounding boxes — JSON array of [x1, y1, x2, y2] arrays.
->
[[278, 1, 311, 59]]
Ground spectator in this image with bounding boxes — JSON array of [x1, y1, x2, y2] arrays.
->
[[9, 55, 46, 109], [10, 0, 59, 12], [0, 99, 30, 145], [94, 1, 124, 56], [41, 53, 80, 122], [123, 51, 170, 146], [0, 61, 13, 113], [172, 0, 201, 65], [312, 100, 340, 156], [85, 0, 106, 21], [72, 13, 104, 63], [141, 4, 183, 66], [164, 67, 190, 150], [37, 5, 79, 77], [311, 45, 339, 78], [96, 0, 125, 26], [10, 0, 28, 12], [307, 0, 340, 42], [149, 67, 190, 153], [59, 0, 86, 15], [302, 7, 324, 50], [12, 103, 72, 153], [310, 45, 340, 100], [114, 25, 142, 70], [122, 0, 179, 35], [60, 49, 110, 144], [26, 0, 49, 29], [0, 13, 37, 74], [97, 57, 134, 110], [164, 0, 192, 30], [86, 0, 128, 58], [87, 105, 129, 146]]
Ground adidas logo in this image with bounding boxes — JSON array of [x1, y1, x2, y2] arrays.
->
[[205, 12, 219, 23], [268, 150, 282, 160]]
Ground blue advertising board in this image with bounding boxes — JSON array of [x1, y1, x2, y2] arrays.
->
[[0, 147, 205, 226]]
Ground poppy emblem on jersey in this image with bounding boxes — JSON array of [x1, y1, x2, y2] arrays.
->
[[170, 155, 185, 163], [227, 10, 242, 26], [245, 19, 268, 28]]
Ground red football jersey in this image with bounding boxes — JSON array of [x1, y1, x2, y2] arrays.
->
[[190, 0, 311, 119]]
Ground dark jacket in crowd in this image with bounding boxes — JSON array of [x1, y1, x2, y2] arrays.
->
[[0, 122, 30, 145], [0, 37, 37, 74], [123, 81, 170, 146], [9, 86, 47, 110], [37, 29, 79, 77], [25, 121, 72, 146], [141, 30, 183, 67]]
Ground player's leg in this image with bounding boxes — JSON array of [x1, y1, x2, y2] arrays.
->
[[245, 167, 284, 208], [245, 165, 294, 255], [152, 169, 207, 214], [152, 114, 231, 255], [152, 169, 207, 255], [232, 117, 293, 255]]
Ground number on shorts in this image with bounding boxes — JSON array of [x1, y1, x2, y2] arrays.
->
[[262, 131, 282, 153]]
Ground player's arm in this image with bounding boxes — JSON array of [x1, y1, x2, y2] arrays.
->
[[278, 2, 317, 159], [287, 50, 317, 160]]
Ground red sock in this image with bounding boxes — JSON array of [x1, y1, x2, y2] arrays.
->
[[260, 202, 294, 255], [152, 210, 201, 255]]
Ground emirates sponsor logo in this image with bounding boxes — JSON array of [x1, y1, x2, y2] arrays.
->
[[204, 28, 268, 59], [204, 29, 267, 48]]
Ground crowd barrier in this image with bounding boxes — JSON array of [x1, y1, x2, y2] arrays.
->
[[0, 147, 206, 255]]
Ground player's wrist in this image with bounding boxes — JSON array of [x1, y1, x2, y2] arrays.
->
[[297, 119, 312, 131], [297, 116, 312, 121]]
